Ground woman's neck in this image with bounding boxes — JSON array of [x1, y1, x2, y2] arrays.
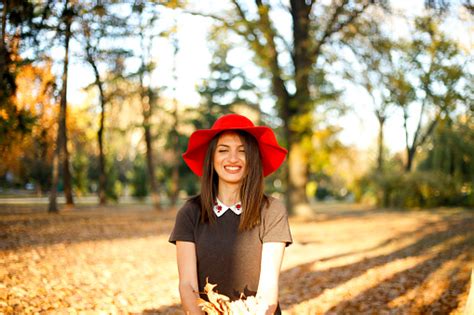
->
[[217, 182, 241, 205]]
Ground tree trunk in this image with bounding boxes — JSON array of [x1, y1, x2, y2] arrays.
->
[[402, 108, 413, 172], [146, 87, 161, 210], [234, 0, 369, 215], [376, 112, 387, 206], [288, 141, 312, 216], [38, 127, 48, 196], [142, 78, 160, 210], [137, 17, 161, 210], [97, 99, 106, 205], [0, 0, 6, 80], [170, 100, 179, 207], [61, 5, 74, 206], [48, 138, 60, 212], [282, 107, 292, 216], [144, 116, 160, 210], [89, 56, 107, 205], [377, 113, 385, 171], [49, 2, 74, 212], [170, 34, 179, 207], [405, 147, 415, 172], [0, 0, 11, 106], [288, 0, 313, 216]]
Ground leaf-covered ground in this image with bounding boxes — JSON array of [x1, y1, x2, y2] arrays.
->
[[1, 203, 473, 314]]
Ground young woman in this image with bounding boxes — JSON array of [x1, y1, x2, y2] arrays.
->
[[169, 113, 292, 315]]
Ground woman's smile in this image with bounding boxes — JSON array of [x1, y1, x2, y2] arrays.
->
[[224, 165, 242, 173]]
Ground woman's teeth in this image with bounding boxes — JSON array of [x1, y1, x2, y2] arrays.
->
[[225, 166, 241, 171]]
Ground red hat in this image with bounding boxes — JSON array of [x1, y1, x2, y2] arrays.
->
[[183, 114, 287, 177]]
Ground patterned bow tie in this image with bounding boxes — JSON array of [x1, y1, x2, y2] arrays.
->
[[213, 198, 243, 217]]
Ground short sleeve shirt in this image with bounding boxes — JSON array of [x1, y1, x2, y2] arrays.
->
[[169, 196, 292, 301]]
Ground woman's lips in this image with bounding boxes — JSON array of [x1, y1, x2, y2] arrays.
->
[[224, 165, 242, 174]]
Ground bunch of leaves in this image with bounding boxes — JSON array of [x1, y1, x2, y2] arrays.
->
[[197, 280, 267, 315]]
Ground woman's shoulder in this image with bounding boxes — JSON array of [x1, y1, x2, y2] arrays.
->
[[262, 195, 287, 216], [177, 196, 201, 217]]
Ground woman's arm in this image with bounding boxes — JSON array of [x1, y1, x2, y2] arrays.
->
[[256, 242, 286, 315], [176, 241, 204, 315]]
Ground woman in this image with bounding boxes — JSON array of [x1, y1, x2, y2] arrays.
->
[[169, 113, 292, 315]]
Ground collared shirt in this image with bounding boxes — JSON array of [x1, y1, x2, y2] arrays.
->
[[213, 198, 242, 217], [169, 196, 293, 303]]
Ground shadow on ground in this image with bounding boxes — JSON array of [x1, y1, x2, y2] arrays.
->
[[0, 204, 178, 250], [280, 215, 474, 314], [142, 303, 183, 315]]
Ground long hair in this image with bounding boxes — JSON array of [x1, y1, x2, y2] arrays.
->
[[192, 130, 269, 231]]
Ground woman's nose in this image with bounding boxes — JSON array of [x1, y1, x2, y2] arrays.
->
[[228, 150, 239, 162]]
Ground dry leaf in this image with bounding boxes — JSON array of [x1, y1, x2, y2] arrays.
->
[[197, 279, 267, 315]]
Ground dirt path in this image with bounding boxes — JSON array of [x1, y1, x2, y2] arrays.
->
[[1, 203, 473, 314]]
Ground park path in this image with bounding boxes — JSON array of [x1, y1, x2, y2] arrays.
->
[[1, 203, 473, 314]]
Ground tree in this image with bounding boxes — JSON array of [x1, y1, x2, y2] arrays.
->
[[195, 1, 379, 214], [14, 61, 57, 194], [49, 0, 75, 212], [79, 2, 130, 205], [130, 2, 163, 210], [169, 23, 180, 207], [341, 16, 398, 172], [187, 0, 472, 213], [0, 1, 36, 150], [420, 115, 474, 183], [391, 16, 468, 172], [0, 59, 57, 194]]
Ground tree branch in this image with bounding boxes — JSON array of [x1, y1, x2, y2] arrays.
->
[[403, 107, 411, 155], [230, 0, 265, 51], [253, 0, 290, 105], [417, 116, 438, 148], [313, 0, 371, 58]]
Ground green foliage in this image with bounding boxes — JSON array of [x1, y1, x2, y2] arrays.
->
[[162, 132, 200, 198], [72, 151, 90, 196], [198, 26, 261, 114], [0, 54, 37, 148], [357, 169, 471, 208], [2, 0, 471, 212], [357, 115, 474, 208], [130, 154, 149, 199], [0, 105, 36, 148], [75, 153, 124, 201], [176, 162, 199, 198], [0, 1, 55, 148], [419, 117, 474, 180], [105, 158, 121, 201], [23, 157, 51, 194], [312, 174, 349, 202]]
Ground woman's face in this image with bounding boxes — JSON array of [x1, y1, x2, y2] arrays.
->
[[213, 131, 246, 185]]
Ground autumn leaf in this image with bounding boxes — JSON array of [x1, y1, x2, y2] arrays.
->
[[197, 279, 267, 315]]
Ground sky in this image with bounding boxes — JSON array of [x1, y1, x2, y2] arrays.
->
[[64, 0, 473, 156]]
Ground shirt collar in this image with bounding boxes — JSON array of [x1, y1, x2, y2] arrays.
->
[[213, 198, 243, 217]]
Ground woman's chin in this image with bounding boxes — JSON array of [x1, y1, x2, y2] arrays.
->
[[220, 175, 244, 185]]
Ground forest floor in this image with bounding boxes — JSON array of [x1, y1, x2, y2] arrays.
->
[[1, 202, 473, 314]]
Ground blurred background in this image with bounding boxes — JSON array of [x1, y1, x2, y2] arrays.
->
[[0, 0, 473, 213], [2, 1, 474, 314]]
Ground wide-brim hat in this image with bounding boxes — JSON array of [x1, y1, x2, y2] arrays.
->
[[182, 113, 288, 177]]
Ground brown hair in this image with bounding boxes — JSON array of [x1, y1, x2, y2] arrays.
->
[[190, 130, 269, 231]]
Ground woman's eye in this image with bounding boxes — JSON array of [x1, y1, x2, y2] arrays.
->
[[218, 150, 228, 153]]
